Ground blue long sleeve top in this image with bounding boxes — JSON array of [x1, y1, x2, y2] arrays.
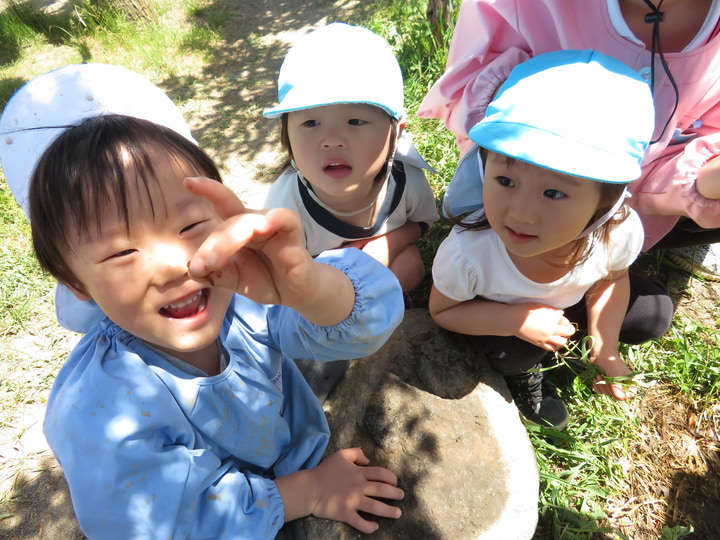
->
[[43, 249, 404, 539]]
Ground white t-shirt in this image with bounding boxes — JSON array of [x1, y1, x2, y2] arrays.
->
[[264, 161, 439, 256], [432, 208, 644, 309]]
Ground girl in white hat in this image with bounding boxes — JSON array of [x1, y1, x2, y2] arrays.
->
[[430, 51, 674, 431], [264, 23, 439, 293]]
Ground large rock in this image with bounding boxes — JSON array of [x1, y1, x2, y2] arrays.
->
[[303, 308, 539, 539]]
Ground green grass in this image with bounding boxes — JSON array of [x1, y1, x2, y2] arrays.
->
[[0, 184, 52, 336], [0, 1, 716, 538], [0, 0, 219, 109]]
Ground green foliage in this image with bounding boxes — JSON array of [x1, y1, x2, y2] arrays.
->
[[0, 1, 69, 63], [646, 322, 720, 405], [70, 0, 134, 35], [0, 182, 53, 336]]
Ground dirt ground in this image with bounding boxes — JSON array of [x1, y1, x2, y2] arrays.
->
[[1, 1, 719, 539]]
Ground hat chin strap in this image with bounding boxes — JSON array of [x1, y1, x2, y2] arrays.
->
[[574, 189, 631, 240]]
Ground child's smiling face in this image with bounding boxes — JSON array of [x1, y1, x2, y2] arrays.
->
[[287, 103, 396, 212], [482, 152, 602, 260], [64, 145, 234, 367]]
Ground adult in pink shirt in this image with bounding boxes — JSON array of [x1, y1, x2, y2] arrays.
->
[[419, 0, 720, 254]]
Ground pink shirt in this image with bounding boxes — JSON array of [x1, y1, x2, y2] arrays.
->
[[419, 0, 720, 249]]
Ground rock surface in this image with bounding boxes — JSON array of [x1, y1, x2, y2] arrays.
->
[[303, 309, 539, 540]]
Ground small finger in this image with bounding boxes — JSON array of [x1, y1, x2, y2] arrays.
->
[[593, 376, 634, 401], [364, 481, 404, 501], [189, 214, 269, 275], [358, 497, 403, 520], [346, 515, 380, 535], [184, 177, 246, 219], [547, 335, 568, 351], [339, 447, 370, 466], [362, 466, 399, 487]]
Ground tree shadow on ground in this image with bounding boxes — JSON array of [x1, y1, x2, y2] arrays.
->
[[156, 0, 392, 186], [669, 468, 720, 539], [0, 455, 85, 540]]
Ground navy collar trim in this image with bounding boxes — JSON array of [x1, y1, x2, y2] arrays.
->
[[297, 161, 406, 239]]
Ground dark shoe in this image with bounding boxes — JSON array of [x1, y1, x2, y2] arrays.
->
[[505, 365, 569, 431]]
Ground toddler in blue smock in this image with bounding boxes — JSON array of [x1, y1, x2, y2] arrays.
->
[[0, 64, 404, 539]]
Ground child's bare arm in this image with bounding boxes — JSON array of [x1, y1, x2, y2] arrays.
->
[[274, 448, 404, 534], [429, 285, 574, 350], [185, 177, 355, 326], [584, 270, 634, 401]]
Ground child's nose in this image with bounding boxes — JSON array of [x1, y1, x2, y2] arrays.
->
[[321, 127, 345, 148], [508, 193, 538, 224], [150, 242, 192, 284]]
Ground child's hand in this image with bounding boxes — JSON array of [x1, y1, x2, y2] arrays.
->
[[696, 154, 720, 199], [516, 303, 576, 351], [592, 355, 636, 401], [310, 448, 404, 534], [184, 177, 314, 306]]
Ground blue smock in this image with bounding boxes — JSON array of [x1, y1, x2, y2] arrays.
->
[[43, 249, 403, 539]]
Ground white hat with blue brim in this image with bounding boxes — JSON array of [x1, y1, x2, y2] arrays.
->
[[0, 63, 195, 333], [263, 22, 405, 120], [442, 49, 655, 218]]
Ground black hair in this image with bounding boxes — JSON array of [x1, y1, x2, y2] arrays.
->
[[29, 114, 222, 288]]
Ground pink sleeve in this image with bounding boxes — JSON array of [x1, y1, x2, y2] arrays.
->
[[631, 132, 720, 249], [417, 0, 532, 155]]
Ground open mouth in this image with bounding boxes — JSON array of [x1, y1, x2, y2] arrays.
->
[[160, 289, 207, 319], [323, 162, 352, 173]]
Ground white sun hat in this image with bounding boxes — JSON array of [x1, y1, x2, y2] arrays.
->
[[263, 22, 405, 120], [0, 63, 195, 333]]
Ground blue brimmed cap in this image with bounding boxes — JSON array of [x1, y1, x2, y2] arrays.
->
[[263, 23, 405, 120], [443, 49, 654, 217], [470, 49, 654, 183]]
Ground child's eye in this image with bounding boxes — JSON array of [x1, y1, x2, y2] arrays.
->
[[543, 189, 566, 200], [301, 119, 319, 127], [103, 249, 136, 262], [181, 221, 205, 234], [348, 118, 367, 126], [495, 176, 514, 188]]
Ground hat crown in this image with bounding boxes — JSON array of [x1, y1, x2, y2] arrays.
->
[[469, 49, 655, 183], [263, 23, 405, 119], [0, 63, 193, 217]]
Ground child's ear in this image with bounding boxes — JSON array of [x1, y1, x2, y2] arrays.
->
[[62, 281, 92, 302]]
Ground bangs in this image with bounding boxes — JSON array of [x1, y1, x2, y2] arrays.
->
[[29, 115, 222, 284]]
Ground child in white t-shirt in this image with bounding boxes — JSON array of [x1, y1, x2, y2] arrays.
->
[[429, 50, 674, 430], [263, 23, 439, 292]]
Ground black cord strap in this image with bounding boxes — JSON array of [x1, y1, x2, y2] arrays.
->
[[642, 0, 680, 144]]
